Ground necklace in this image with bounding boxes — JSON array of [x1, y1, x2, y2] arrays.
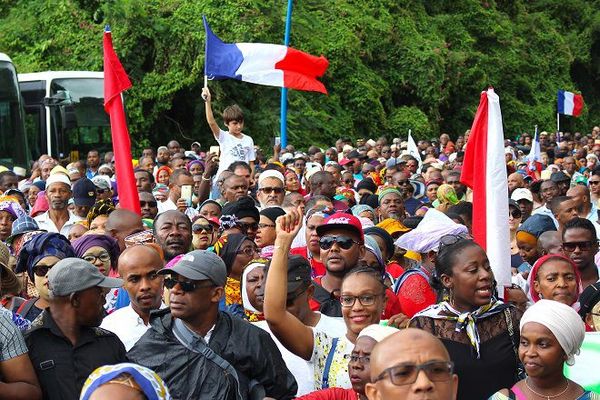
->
[[525, 378, 569, 400]]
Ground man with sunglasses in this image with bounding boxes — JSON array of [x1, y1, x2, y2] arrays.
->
[[257, 170, 286, 208], [138, 191, 159, 220], [128, 250, 297, 399], [366, 328, 458, 400], [25, 258, 126, 400], [562, 217, 600, 289]]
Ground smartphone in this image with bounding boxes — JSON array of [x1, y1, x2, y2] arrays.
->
[[273, 136, 281, 147], [209, 146, 220, 156], [180, 184, 193, 207]]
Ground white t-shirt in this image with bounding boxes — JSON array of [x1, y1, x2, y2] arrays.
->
[[215, 129, 256, 178], [255, 313, 345, 395]]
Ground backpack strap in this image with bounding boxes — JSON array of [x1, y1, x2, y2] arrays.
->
[[15, 298, 37, 319], [321, 337, 339, 389]]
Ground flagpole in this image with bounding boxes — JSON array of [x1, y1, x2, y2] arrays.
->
[[280, 0, 293, 149], [556, 112, 560, 134]]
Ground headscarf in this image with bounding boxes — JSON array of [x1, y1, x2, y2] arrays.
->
[[186, 159, 204, 173], [219, 214, 241, 233], [528, 254, 582, 305], [221, 196, 259, 221], [80, 362, 171, 400], [352, 204, 376, 223], [356, 179, 377, 194], [364, 227, 395, 259], [86, 199, 116, 228], [377, 218, 410, 237], [0, 196, 26, 219], [213, 233, 248, 273], [395, 208, 468, 254], [357, 324, 398, 342], [15, 233, 76, 281], [414, 300, 510, 358], [30, 191, 49, 217], [72, 234, 120, 271], [364, 236, 384, 268], [436, 184, 460, 205], [154, 166, 172, 183], [241, 259, 268, 321], [517, 214, 556, 240], [259, 206, 286, 224], [520, 299, 585, 366]]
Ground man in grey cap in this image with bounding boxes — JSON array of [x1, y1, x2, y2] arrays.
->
[[128, 250, 297, 400], [24, 258, 126, 400]]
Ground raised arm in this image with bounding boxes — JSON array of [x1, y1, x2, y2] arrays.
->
[[263, 208, 315, 361], [202, 87, 221, 140], [196, 153, 219, 204]]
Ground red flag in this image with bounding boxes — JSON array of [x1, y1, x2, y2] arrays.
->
[[103, 26, 140, 215], [460, 88, 511, 288]]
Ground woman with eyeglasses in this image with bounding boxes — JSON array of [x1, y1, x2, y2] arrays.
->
[[73, 234, 121, 313], [190, 216, 219, 250], [264, 209, 389, 391], [213, 233, 259, 318], [489, 300, 600, 399], [410, 236, 523, 400], [256, 207, 286, 251], [14, 233, 76, 322], [528, 254, 582, 308]]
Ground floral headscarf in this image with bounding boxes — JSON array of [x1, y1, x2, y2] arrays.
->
[[436, 184, 460, 205], [15, 233, 76, 281], [0, 196, 26, 220]]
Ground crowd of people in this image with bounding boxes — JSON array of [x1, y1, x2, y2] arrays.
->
[[0, 89, 600, 399]]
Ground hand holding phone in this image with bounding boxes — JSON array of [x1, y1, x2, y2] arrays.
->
[[180, 185, 193, 207]]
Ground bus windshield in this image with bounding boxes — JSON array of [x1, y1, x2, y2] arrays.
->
[[48, 78, 112, 159], [0, 60, 29, 169]]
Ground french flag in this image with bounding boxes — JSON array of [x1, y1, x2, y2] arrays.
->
[[557, 90, 584, 117], [460, 88, 511, 288], [203, 17, 328, 94]]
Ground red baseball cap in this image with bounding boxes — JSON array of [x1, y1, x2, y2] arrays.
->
[[316, 212, 364, 243]]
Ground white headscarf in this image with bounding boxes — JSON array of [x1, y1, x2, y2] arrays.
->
[[357, 324, 399, 343], [241, 261, 267, 315], [394, 208, 468, 253], [520, 299, 585, 366]]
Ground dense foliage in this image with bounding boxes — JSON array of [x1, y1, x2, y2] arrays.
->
[[1, 0, 599, 151]]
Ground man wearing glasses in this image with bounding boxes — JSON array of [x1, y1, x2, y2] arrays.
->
[[257, 170, 285, 208], [562, 217, 599, 289], [128, 250, 297, 399], [366, 328, 458, 400]]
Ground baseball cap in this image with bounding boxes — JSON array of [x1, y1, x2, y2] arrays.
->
[[158, 250, 227, 287], [386, 158, 406, 168], [264, 255, 311, 300], [550, 171, 570, 183], [72, 178, 97, 207], [47, 258, 123, 297], [511, 188, 533, 203], [6, 214, 40, 244], [316, 212, 364, 243], [92, 175, 111, 191]]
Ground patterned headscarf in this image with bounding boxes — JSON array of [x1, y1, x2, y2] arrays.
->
[[213, 233, 248, 273], [436, 184, 460, 205], [0, 196, 26, 220], [80, 362, 171, 400], [86, 199, 115, 228], [72, 234, 120, 271], [15, 233, 76, 281]]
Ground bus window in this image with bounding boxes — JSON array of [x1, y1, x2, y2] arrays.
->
[[0, 58, 29, 169]]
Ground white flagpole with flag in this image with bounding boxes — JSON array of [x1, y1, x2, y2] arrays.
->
[[407, 129, 422, 169], [460, 88, 511, 290]]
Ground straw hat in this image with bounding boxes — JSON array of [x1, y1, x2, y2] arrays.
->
[[0, 242, 20, 295]]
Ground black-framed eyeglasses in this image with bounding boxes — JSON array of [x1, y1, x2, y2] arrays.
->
[[319, 235, 360, 250], [374, 361, 455, 386], [82, 252, 111, 264], [237, 246, 259, 257], [340, 293, 384, 307], [140, 201, 158, 208], [344, 354, 371, 364], [33, 264, 56, 277], [562, 241, 597, 252], [192, 224, 215, 234], [164, 277, 215, 292], [259, 186, 285, 195], [258, 223, 276, 229]]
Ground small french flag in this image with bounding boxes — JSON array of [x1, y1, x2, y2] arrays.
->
[[203, 17, 328, 94], [557, 90, 584, 117]]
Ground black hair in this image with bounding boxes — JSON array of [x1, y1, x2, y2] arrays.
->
[[592, 167, 600, 177], [430, 238, 480, 298], [402, 216, 423, 230], [134, 168, 155, 184], [0, 170, 16, 185], [563, 217, 597, 242], [548, 195, 572, 215], [447, 202, 472, 224], [228, 161, 251, 173], [343, 264, 386, 290], [305, 195, 332, 211], [169, 168, 192, 185]]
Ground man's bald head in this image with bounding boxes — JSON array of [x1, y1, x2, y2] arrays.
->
[[366, 328, 457, 400], [118, 245, 163, 275], [566, 185, 591, 215], [537, 230, 562, 255], [105, 209, 144, 251], [507, 173, 525, 194]]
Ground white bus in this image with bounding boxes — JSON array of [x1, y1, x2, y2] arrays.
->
[[18, 71, 112, 161], [0, 53, 30, 169]]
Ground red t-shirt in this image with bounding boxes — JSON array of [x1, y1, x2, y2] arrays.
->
[[291, 246, 326, 278], [296, 388, 358, 400], [396, 273, 436, 318], [385, 261, 405, 280], [310, 277, 402, 319]]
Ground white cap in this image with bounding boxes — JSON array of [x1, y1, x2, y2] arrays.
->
[[511, 188, 533, 203], [342, 145, 354, 152], [280, 153, 294, 163], [13, 166, 26, 177], [46, 173, 71, 188], [258, 170, 284, 186], [305, 164, 323, 181]]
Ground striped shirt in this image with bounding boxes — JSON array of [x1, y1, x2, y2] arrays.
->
[[0, 308, 28, 361]]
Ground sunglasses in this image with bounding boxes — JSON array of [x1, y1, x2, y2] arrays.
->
[[192, 224, 215, 234], [319, 235, 360, 250], [509, 209, 522, 219], [562, 241, 597, 252], [163, 277, 215, 292], [237, 246, 259, 257], [259, 187, 285, 195], [33, 264, 56, 277], [238, 222, 259, 232], [590, 181, 600, 185], [344, 180, 354, 184], [140, 201, 158, 207]]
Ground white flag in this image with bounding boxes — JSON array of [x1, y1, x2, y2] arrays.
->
[[407, 130, 422, 167]]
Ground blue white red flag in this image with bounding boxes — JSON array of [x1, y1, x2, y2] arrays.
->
[[557, 90, 584, 117], [203, 17, 328, 93]]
